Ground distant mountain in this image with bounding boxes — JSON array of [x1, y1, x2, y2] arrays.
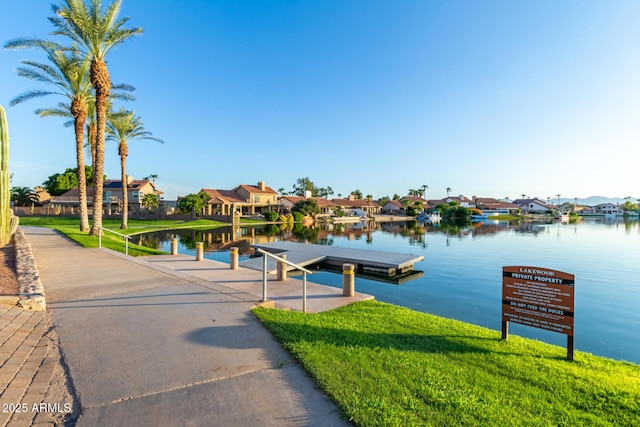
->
[[557, 196, 629, 206]]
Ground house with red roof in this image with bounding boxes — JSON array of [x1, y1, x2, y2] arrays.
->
[[53, 177, 162, 214], [200, 181, 279, 216], [331, 194, 381, 217], [279, 196, 336, 216]]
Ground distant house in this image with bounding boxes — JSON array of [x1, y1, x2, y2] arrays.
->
[[53, 177, 162, 213], [593, 203, 621, 215], [280, 196, 336, 216], [400, 196, 429, 207], [513, 198, 555, 214], [381, 200, 403, 214], [103, 178, 163, 211], [201, 181, 278, 216], [331, 195, 381, 217], [429, 195, 473, 208], [34, 187, 51, 205], [279, 196, 305, 213], [474, 198, 520, 214]]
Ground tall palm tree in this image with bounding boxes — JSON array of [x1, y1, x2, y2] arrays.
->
[[50, 0, 142, 235], [143, 174, 158, 184], [6, 43, 93, 231], [420, 184, 428, 199], [106, 108, 163, 229]]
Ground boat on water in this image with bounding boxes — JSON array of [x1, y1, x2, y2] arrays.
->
[[329, 215, 367, 223], [555, 213, 570, 222], [417, 211, 441, 223]]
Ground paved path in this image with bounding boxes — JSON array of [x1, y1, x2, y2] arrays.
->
[[15, 226, 371, 426]]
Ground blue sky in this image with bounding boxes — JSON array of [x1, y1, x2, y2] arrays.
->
[[1, 1, 639, 201]]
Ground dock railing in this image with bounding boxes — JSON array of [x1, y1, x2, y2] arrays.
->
[[256, 248, 313, 313], [97, 226, 131, 256]]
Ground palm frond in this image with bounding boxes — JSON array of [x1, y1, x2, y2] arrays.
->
[[10, 90, 59, 106]]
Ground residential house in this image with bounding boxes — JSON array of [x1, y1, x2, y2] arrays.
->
[[429, 195, 473, 208], [53, 177, 162, 213], [331, 195, 381, 217], [34, 187, 51, 205], [380, 200, 403, 214], [474, 197, 520, 214], [103, 178, 163, 211], [396, 196, 430, 215], [513, 198, 555, 214], [593, 203, 621, 216], [279, 195, 336, 216], [201, 181, 279, 216]]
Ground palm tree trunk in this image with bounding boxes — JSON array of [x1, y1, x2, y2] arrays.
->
[[89, 59, 110, 236], [72, 98, 90, 232], [119, 141, 128, 229]]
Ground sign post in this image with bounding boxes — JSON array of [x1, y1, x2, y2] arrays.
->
[[502, 266, 575, 361]]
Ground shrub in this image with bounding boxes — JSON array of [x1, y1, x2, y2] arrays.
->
[[292, 211, 304, 222], [264, 211, 280, 222]]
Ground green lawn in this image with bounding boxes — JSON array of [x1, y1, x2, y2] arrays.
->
[[18, 216, 227, 256], [254, 300, 640, 427]]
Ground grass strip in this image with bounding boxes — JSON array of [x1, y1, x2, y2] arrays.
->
[[254, 300, 640, 427], [18, 216, 227, 256]]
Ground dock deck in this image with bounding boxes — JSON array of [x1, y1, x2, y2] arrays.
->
[[240, 241, 424, 276]]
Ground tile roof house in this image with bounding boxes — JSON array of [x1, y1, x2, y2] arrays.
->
[[428, 195, 473, 208], [280, 196, 336, 216], [513, 198, 555, 213], [53, 177, 161, 213], [381, 200, 404, 214], [400, 196, 431, 212], [474, 198, 520, 213], [331, 195, 381, 216], [201, 181, 279, 216]]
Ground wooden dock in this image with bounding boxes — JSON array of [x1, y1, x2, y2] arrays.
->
[[240, 241, 424, 277]]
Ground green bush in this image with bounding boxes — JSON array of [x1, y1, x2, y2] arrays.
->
[[264, 211, 280, 221], [292, 211, 304, 222]]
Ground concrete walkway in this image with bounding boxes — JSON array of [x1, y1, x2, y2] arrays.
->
[[17, 226, 373, 426]]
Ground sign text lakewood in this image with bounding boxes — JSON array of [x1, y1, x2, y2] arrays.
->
[[502, 266, 575, 360]]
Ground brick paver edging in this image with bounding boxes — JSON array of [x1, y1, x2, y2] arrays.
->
[[13, 227, 46, 311]]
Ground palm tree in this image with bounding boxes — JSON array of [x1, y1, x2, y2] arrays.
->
[[556, 194, 561, 206], [5, 40, 93, 231], [106, 108, 163, 229], [143, 174, 158, 185], [420, 184, 428, 199], [84, 82, 135, 185], [11, 187, 39, 207], [50, 0, 142, 235], [141, 193, 159, 211]]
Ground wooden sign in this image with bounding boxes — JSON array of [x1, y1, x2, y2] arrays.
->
[[502, 266, 575, 360]]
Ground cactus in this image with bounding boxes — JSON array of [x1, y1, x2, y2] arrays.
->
[[10, 213, 19, 235], [0, 105, 12, 247]]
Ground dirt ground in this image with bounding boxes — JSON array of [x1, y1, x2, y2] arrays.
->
[[0, 242, 19, 295]]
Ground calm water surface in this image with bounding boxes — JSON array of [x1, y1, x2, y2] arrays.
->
[[132, 218, 640, 364]]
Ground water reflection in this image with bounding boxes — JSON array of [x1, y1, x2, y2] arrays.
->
[[132, 218, 633, 254], [129, 217, 640, 363]]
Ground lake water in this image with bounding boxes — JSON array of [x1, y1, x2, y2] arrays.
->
[[131, 218, 640, 364]]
